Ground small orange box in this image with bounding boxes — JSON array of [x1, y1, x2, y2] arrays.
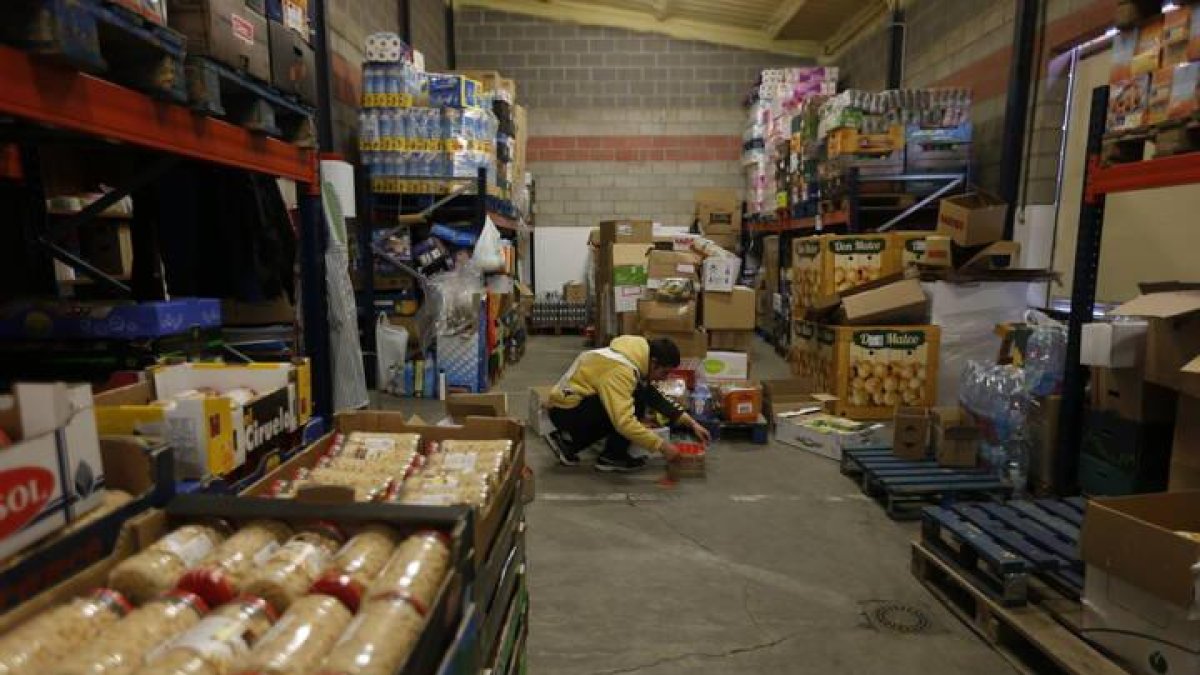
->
[[718, 381, 762, 423]]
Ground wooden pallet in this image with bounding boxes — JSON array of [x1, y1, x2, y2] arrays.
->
[[1102, 119, 1200, 165], [2, 0, 186, 101], [841, 448, 1012, 520], [715, 414, 769, 445], [185, 57, 316, 145], [921, 499, 1086, 607], [911, 542, 1129, 675]]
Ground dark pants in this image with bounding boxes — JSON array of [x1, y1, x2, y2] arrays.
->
[[549, 387, 650, 460]]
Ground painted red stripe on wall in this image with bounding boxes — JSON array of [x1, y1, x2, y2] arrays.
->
[[528, 135, 741, 162]]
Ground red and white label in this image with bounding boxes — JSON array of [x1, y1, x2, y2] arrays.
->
[[231, 13, 255, 45], [0, 467, 55, 540]]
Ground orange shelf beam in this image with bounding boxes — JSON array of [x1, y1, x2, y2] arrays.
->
[[0, 44, 316, 183], [1089, 151, 1200, 198]]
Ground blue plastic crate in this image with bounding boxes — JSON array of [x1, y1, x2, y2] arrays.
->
[[0, 298, 220, 339]]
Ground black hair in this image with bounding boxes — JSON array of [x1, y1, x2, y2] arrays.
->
[[647, 338, 681, 369]]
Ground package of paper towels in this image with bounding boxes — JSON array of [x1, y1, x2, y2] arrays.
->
[[365, 32, 407, 63]]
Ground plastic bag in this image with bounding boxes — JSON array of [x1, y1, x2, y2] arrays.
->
[[428, 263, 483, 336], [472, 217, 504, 272], [376, 314, 409, 394]]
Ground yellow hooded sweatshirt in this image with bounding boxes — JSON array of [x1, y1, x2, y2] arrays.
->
[[548, 335, 665, 452]]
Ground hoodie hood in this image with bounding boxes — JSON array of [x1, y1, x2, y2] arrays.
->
[[609, 335, 649, 375]]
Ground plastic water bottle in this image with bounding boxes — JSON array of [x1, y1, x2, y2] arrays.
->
[[692, 382, 711, 419], [1004, 428, 1030, 498]]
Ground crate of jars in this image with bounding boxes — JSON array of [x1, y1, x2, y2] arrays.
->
[[0, 493, 476, 675]]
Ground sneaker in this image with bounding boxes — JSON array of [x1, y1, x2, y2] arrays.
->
[[546, 431, 580, 466], [595, 454, 648, 473]]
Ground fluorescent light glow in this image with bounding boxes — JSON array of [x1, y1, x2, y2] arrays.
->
[[1077, 26, 1118, 52], [1163, 2, 1181, 12]]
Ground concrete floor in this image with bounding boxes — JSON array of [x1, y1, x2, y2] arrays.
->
[[387, 336, 1011, 675]]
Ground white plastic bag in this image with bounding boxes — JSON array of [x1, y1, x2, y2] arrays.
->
[[375, 313, 409, 395], [472, 217, 505, 272]]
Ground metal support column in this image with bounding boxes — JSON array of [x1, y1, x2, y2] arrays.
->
[[999, 0, 1039, 239], [300, 0, 334, 417], [1057, 85, 1110, 494], [887, 4, 905, 89]]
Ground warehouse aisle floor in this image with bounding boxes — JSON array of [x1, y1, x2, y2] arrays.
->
[[384, 336, 1010, 675]]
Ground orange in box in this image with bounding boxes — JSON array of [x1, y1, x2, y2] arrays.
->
[[717, 381, 762, 423]]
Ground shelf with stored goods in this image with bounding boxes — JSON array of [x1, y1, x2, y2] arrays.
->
[[0, 21, 333, 419]]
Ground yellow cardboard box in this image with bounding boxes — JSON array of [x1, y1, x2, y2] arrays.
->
[[791, 234, 900, 310], [790, 321, 940, 419]]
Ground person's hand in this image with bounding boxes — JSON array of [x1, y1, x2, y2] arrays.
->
[[690, 420, 712, 444], [660, 442, 680, 462]]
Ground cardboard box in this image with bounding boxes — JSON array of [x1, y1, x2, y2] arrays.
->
[[702, 255, 742, 292], [646, 250, 700, 288], [893, 406, 931, 460], [1082, 565, 1200, 675], [931, 406, 980, 467], [775, 413, 888, 461], [247, 412, 522, 569], [894, 231, 931, 270], [1131, 15, 1164, 77], [936, 192, 1008, 247], [701, 286, 756, 330], [169, 0, 271, 82], [1147, 66, 1173, 125], [1170, 395, 1200, 491], [528, 385, 555, 436], [0, 383, 106, 559], [1167, 61, 1200, 121], [1081, 320, 1148, 368], [95, 361, 311, 480], [599, 220, 653, 245], [444, 392, 507, 422], [562, 281, 587, 304], [761, 378, 837, 427], [702, 351, 749, 381], [695, 189, 741, 235], [267, 19, 316, 104], [704, 232, 738, 252], [645, 328, 706, 360], [1091, 366, 1177, 423], [922, 235, 953, 268], [715, 380, 761, 424], [1081, 491, 1200, 614], [1108, 74, 1152, 133], [791, 234, 900, 310], [1111, 289, 1200, 396], [609, 244, 652, 313], [709, 330, 753, 352], [837, 278, 929, 326], [637, 299, 696, 333], [793, 322, 941, 420]]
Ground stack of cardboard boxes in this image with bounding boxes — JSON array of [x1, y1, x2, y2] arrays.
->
[[788, 232, 942, 420], [694, 189, 741, 253], [167, 0, 317, 104], [591, 191, 757, 380], [1081, 284, 1200, 495], [757, 235, 781, 334]]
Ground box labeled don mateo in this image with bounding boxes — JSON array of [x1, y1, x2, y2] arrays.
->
[[808, 325, 941, 420], [791, 234, 899, 311]]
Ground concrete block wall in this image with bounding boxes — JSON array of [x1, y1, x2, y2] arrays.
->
[[327, 1, 401, 155], [411, 0, 450, 72], [453, 7, 810, 228], [836, 0, 1112, 204]]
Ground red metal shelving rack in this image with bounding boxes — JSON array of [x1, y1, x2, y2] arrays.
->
[[0, 43, 316, 183]]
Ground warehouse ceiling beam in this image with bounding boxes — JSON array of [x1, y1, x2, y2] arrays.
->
[[820, 0, 890, 60], [454, 0, 821, 58], [766, 0, 808, 39]]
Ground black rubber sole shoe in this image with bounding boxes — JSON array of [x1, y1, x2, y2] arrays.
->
[[546, 431, 580, 466], [595, 455, 647, 473]]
